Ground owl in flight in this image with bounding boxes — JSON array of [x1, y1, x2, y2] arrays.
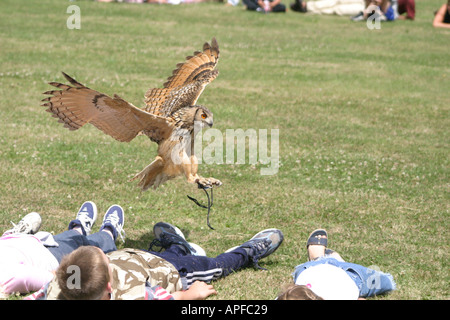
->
[[42, 38, 222, 191]]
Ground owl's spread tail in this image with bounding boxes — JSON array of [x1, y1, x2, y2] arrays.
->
[[131, 156, 169, 191]]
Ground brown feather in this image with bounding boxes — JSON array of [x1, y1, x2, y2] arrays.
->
[[144, 38, 220, 117], [42, 73, 173, 143], [42, 38, 221, 191]]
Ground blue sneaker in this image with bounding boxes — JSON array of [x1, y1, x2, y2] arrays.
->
[[149, 222, 205, 256], [68, 201, 98, 235], [226, 228, 284, 270], [100, 205, 125, 243]]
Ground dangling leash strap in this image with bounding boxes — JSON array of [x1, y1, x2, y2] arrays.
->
[[187, 186, 214, 230]]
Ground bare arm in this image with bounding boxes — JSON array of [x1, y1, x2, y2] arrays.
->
[[171, 281, 217, 300], [270, 0, 282, 8], [433, 4, 450, 28]]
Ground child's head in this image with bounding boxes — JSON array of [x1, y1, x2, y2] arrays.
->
[[56, 246, 111, 300], [277, 284, 324, 300]]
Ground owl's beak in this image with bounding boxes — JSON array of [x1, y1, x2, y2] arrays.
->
[[206, 118, 213, 127]]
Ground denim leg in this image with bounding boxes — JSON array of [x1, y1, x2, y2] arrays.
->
[[46, 230, 116, 263], [151, 246, 250, 290], [85, 231, 117, 254], [345, 264, 396, 297]]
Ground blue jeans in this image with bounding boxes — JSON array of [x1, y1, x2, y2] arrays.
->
[[46, 229, 117, 263], [151, 246, 250, 290], [293, 257, 396, 298]]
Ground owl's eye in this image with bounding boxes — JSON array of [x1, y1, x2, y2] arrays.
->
[[201, 113, 207, 119]]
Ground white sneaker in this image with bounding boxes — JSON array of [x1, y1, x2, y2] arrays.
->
[[189, 242, 207, 256]]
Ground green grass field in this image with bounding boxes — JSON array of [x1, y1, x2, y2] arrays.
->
[[0, 0, 448, 300]]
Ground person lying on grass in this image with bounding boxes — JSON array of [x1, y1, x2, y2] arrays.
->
[[0, 201, 124, 298], [277, 229, 396, 300], [26, 222, 284, 300]]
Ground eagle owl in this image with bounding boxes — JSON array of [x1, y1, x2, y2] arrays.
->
[[42, 38, 222, 191]]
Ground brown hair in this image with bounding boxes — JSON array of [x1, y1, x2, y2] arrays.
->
[[56, 246, 110, 300], [277, 284, 324, 300]]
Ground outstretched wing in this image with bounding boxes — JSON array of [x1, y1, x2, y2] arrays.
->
[[42, 72, 173, 143], [144, 37, 220, 117]]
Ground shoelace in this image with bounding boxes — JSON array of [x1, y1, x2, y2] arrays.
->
[[248, 239, 271, 271], [77, 210, 94, 231], [148, 238, 163, 252], [150, 233, 196, 255], [103, 212, 126, 243], [7, 220, 32, 234]]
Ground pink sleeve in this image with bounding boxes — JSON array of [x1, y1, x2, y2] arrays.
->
[[144, 285, 174, 300], [0, 264, 54, 295]]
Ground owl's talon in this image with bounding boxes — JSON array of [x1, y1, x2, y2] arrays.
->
[[195, 177, 222, 189], [210, 178, 222, 187], [196, 178, 211, 189]]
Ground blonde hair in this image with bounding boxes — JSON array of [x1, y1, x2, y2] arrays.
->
[[277, 284, 324, 300], [56, 246, 110, 300]]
